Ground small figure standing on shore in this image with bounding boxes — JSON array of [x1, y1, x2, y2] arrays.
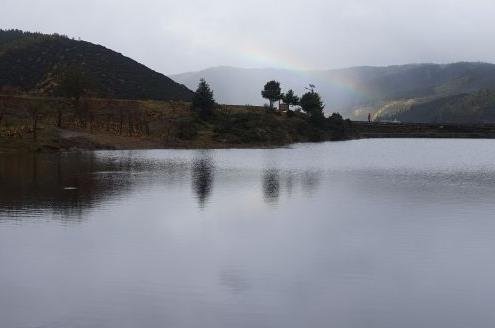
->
[[368, 113, 372, 123]]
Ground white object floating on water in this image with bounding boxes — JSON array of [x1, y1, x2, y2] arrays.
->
[[64, 187, 78, 190]]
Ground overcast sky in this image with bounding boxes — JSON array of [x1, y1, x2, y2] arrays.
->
[[2, 0, 495, 74]]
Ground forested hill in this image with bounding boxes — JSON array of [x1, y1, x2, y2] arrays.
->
[[0, 29, 193, 101], [373, 90, 495, 123]]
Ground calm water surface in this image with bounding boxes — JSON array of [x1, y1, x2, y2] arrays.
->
[[2, 139, 495, 328]]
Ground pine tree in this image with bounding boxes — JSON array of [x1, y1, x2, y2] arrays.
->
[[192, 79, 216, 120], [300, 91, 325, 125], [261, 81, 282, 110], [282, 89, 300, 110]]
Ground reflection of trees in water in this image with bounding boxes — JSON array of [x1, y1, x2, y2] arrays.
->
[[263, 169, 280, 204], [262, 169, 322, 204], [286, 171, 295, 196], [219, 267, 251, 294], [301, 170, 322, 196], [191, 156, 215, 208], [0, 151, 325, 219]]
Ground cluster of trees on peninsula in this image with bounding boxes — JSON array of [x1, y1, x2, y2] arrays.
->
[[260, 80, 341, 125], [189, 78, 352, 142], [191, 77, 345, 122], [261, 80, 299, 111]]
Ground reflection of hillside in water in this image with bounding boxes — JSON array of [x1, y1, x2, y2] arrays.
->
[[0, 150, 327, 220], [0, 152, 190, 222]]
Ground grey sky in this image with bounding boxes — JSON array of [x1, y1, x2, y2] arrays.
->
[[2, 0, 495, 74]]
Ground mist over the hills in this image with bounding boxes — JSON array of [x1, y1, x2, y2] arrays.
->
[[172, 63, 495, 118]]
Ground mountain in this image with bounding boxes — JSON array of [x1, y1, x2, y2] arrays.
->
[[171, 63, 495, 118], [0, 29, 193, 101], [373, 90, 495, 123]]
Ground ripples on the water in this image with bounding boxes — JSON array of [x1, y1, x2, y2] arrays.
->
[[0, 148, 331, 220], [2, 139, 495, 328]]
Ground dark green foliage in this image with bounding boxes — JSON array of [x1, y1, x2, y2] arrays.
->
[[282, 89, 299, 110], [214, 111, 287, 144], [300, 91, 324, 116], [192, 79, 216, 120], [326, 113, 352, 140], [300, 91, 325, 126], [261, 81, 282, 110], [56, 66, 91, 100], [211, 108, 344, 145], [0, 29, 193, 101]]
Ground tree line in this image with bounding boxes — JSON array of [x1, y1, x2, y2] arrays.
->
[[1, 65, 350, 143], [192, 78, 344, 125], [33, 65, 342, 129]]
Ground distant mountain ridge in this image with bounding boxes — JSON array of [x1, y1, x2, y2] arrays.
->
[[171, 63, 495, 118], [0, 29, 193, 101]]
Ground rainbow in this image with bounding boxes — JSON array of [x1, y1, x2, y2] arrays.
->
[[238, 42, 372, 101]]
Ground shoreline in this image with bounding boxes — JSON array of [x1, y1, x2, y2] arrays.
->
[[353, 121, 495, 139], [3, 122, 495, 154], [2, 95, 495, 154]]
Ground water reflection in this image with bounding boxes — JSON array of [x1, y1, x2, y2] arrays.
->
[[261, 169, 322, 204], [262, 169, 280, 204], [301, 170, 322, 196], [0, 152, 179, 222], [191, 156, 215, 208], [0, 152, 114, 221], [219, 267, 251, 294], [4, 141, 495, 328], [0, 150, 328, 220]]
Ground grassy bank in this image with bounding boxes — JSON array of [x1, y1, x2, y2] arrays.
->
[[0, 95, 353, 153]]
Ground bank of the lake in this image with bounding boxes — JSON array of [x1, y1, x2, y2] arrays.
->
[[0, 95, 353, 153], [4, 95, 495, 153]]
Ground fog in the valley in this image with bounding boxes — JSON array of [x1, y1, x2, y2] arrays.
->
[[1, 0, 495, 74]]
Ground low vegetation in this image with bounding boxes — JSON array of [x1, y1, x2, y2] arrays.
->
[[0, 92, 354, 153]]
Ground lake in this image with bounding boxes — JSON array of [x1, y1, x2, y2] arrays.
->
[[2, 139, 495, 328]]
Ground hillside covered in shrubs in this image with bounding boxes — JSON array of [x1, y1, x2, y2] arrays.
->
[[0, 30, 193, 101]]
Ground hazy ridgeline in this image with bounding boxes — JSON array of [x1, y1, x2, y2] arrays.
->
[[172, 63, 495, 121]]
